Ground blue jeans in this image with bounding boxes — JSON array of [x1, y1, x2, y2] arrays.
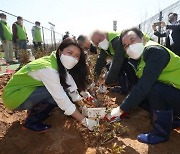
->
[[15, 86, 56, 111], [18, 40, 27, 50]]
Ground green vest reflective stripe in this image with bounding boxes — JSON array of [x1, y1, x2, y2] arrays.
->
[[34, 27, 42, 42], [0, 21, 12, 41], [16, 24, 27, 40], [2, 52, 58, 110], [136, 40, 180, 89], [106, 32, 121, 56]]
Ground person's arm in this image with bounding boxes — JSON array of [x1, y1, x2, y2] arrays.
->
[[0, 23, 5, 41], [12, 23, 18, 43], [94, 49, 108, 77], [152, 24, 166, 37], [105, 37, 125, 85], [31, 26, 36, 42], [29, 68, 98, 130], [28, 68, 78, 116], [154, 31, 167, 37], [24, 26, 28, 41], [166, 21, 180, 30], [120, 46, 170, 112]]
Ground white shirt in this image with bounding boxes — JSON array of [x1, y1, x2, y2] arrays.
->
[[28, 68, 78, 116]]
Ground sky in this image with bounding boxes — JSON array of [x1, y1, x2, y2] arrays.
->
[[0, 0, 179, 42]]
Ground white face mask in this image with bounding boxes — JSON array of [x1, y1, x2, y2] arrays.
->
[[36, 25, 40, 28], [60, 54, 78, 69], [127, 43, 144, 60], [98, 39, 109, 50], [1, 18, 6, 22]]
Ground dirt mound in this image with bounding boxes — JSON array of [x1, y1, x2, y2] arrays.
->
[[0, 74, 180, 154]]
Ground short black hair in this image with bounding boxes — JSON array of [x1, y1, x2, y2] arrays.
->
[[168, 12, 178, 17], [35, 21, 40, 25], [17, 16, 23, 20], [120, 27, 144, 40], [77, 35, 86, 42], [0, 13, 6, 17]]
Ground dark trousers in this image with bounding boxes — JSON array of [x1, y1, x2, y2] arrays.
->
[[18, 40, 27, 50], [140, 82, 180, 117], [172, 44, 180, 56], [117, 58, 138, 91], [15, 86, 56, 111], [33, 42, 42, 50]]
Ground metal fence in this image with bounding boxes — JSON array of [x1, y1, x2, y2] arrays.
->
[[139, 0, 180, 44], [0, 10, 63, 50]]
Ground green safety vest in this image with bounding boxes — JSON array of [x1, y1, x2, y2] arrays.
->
[[143, 32, 150, 42], [34, 27, 42, 42], [16, 24, 27, 40], [106, 32, 121, 56], [0, 21, 12, 41], [136, 40, 180, 89], [2, 52, 58, 110]]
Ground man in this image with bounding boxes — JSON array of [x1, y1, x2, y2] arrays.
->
[[109, 27, 180, 144], [0, 13, 15, 64], [31, 21, 42, 50], [12, 16, 28, 51], [77, 35, 97, 54], [62, 31, 70, 40], [152, 23, 172, 50], [90, 30, 137, 94], [152, 12, 180, 56]]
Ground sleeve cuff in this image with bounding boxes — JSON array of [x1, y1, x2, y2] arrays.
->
[[64, 103, 76, 115], [69, 90, 82, 102], [119, 100, 129, 112]]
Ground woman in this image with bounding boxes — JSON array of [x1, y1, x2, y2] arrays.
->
[[2, 38, 97, 132], [108, 27, 180, 144]]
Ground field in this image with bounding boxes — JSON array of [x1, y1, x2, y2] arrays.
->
[[0, 54, 180, 154]]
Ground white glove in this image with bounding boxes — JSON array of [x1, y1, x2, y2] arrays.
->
[[106, 106, 121, 120], [89, 82, 96, 90], [80, 91, 93, 101], [98, 84, 107, 94], [68, 90, 82, 102], [81, 117, 99, 131]]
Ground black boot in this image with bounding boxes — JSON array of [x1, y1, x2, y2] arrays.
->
[[23, 103, 56, 133], [137, 110, 173, 144]]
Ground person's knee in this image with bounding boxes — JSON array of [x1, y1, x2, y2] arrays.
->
[[147, 82, 170, 111], [147, 82, 163, 99], [45, 97, 56, 105]]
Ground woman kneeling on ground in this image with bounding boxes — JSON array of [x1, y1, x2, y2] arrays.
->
[[2, 38, 97, 132]]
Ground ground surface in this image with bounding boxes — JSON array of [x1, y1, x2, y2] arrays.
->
[[0, 73, 180, 154]]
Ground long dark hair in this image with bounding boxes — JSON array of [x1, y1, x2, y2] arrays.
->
[[56, 38, 88, 91]]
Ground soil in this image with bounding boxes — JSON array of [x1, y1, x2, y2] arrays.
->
[[0, 73, 180, 154]]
